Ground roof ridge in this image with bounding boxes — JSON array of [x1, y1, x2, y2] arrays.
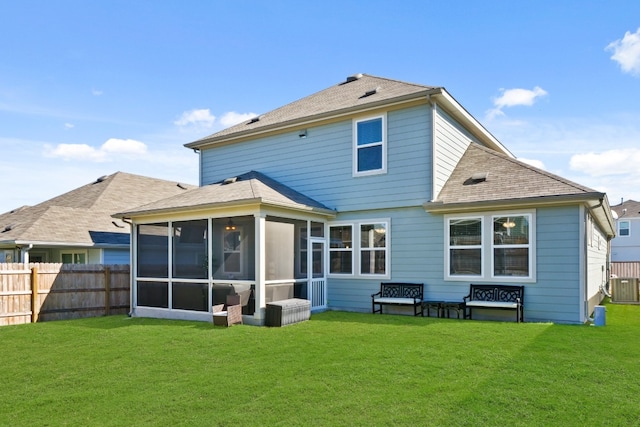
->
[[359, 73, 439, 90], [470, 143, 597, 194]]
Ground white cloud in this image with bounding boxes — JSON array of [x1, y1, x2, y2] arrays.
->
[[44, 139, 148, 162], [570, 148, 640, 177], [174, 108, 216, 127], [517, 157, 546, 170], [606, 28, 640, 76], [101, 138, 147, 155], [219, 111, 258, 127], [92, 88, 103, 96], [64, 123, 74, 129], [486, 86, 548, 119]]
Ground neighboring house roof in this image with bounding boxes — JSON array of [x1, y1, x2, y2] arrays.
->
[[0, 172, 195, 247], [424, 144, 616, 237], [114, 171, 335, 219], [611, 199, 640, 219], [186, 74, 513, 157]]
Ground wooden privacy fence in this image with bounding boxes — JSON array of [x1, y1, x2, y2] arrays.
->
[[610, 261, 640, 279], [0, 263, 130, 326]]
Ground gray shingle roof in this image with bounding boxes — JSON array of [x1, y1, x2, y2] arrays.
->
[[114, 171, 335, 218], [186, 74, 440, 148], [430, 143, 603, 207], [611, 199, 640, 218], [0, 172, 195, 246]]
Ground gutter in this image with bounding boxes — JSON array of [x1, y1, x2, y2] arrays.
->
[[423, 192, 607, 213], [112, 198, 337, 221]]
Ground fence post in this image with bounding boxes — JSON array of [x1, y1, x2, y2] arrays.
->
[[104, 267, 111, 316], [31, 266, 39, 323]]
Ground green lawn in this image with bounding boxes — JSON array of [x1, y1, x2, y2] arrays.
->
[[1, 301, 638, 426]]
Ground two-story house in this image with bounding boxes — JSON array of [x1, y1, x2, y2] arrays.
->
[[115, 74, 615, 324], [611, 199, 640, 262]]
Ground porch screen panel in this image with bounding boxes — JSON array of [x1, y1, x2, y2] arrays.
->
[[172, 282, 208, 311], [172, 220, 208, 279], [265, 220, 294, 281], [137, 223, 169, 278], [137, 281, 168, 308]]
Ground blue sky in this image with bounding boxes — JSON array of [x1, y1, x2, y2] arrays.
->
[[2, 0, 640, 213]]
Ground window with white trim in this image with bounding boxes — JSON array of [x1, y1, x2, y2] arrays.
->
[[61, 251, 87, 264], [329, 219, 389, 278], [446, 212, 535, 282], [222, 228, 242, 274], [353, 114, 386, 176], [619, 220, 630, 237]]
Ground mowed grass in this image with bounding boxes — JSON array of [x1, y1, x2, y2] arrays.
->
[[1, 301, 639, 426]]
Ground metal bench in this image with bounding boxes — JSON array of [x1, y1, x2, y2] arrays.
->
[[371, 282, 424, 316], [464, 284, 524, 323]]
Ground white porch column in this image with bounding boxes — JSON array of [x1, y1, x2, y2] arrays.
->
[[254, 213, 267, 322]]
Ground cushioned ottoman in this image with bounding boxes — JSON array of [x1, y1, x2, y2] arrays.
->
[[265, 298, 311, 327]]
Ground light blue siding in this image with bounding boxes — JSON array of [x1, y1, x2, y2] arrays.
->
[[611, 217, 640, 261], [327, 205, 586, 324], [103, 249, 130, 264], [433, 107, 477, 199], [201, 104, 433, 211], [199, 102, 592, 324]]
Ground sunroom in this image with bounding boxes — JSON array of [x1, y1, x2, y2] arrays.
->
[[114, 171, 335, 325]]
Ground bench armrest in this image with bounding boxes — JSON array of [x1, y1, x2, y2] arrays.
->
[[371, 291, 382, 298]]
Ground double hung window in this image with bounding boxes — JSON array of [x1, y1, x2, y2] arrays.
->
[[329, 220, 389, 278], [619, 220, 630, 237], [446, 212, 534, 282], [353, 115, 386, 176]]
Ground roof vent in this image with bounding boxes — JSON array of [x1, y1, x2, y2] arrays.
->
[[248, 115, 264, 124], [223, 177, 238, 185], [346, 73, 363, 83], [177, 183, 188, 190], [95, 175, 108, 183], [470, 172, 488, 182], [464, 173, 489, 186], [112, 221, 125, 229], [363, 87, 380, 97], [2, 224, 13, 232]]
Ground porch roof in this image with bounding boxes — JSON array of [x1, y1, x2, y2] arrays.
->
[[113, 171, 336, 219]]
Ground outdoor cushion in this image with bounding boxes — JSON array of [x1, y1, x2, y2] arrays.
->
[[465, 301, 518, 309], [373, 297, 418, 305]]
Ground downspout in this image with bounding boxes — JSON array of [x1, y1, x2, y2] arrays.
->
[[20, 243, 34, 264], [122, 218, 134, 317]]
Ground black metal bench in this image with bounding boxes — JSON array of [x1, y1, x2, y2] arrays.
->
[[371, 283, 424, 316], [464, 284, 524, 323]]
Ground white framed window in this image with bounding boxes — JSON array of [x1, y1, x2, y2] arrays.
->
[[329, 219, 390, 278], [448, 217, 483, 277], [619, 220, 630, 237], [446, 211, 535, 282], [222, 228, 242, 274], [353, 114, 386, 176], [61, 251, 87, 264], [329, 225, 353, 275]]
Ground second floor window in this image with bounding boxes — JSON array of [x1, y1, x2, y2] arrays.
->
[[353, 114, 386, 176], [619, 220, 630, 236]]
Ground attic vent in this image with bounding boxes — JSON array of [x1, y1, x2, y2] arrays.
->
[[95, 175, 108, 183], [248, 115, 264, 124], [363, 87, 380, 97], [346, 73, 363, 83], [471, 172, 488, 182], [2, 224, 13, 232], [223, 177, 238, 185]]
